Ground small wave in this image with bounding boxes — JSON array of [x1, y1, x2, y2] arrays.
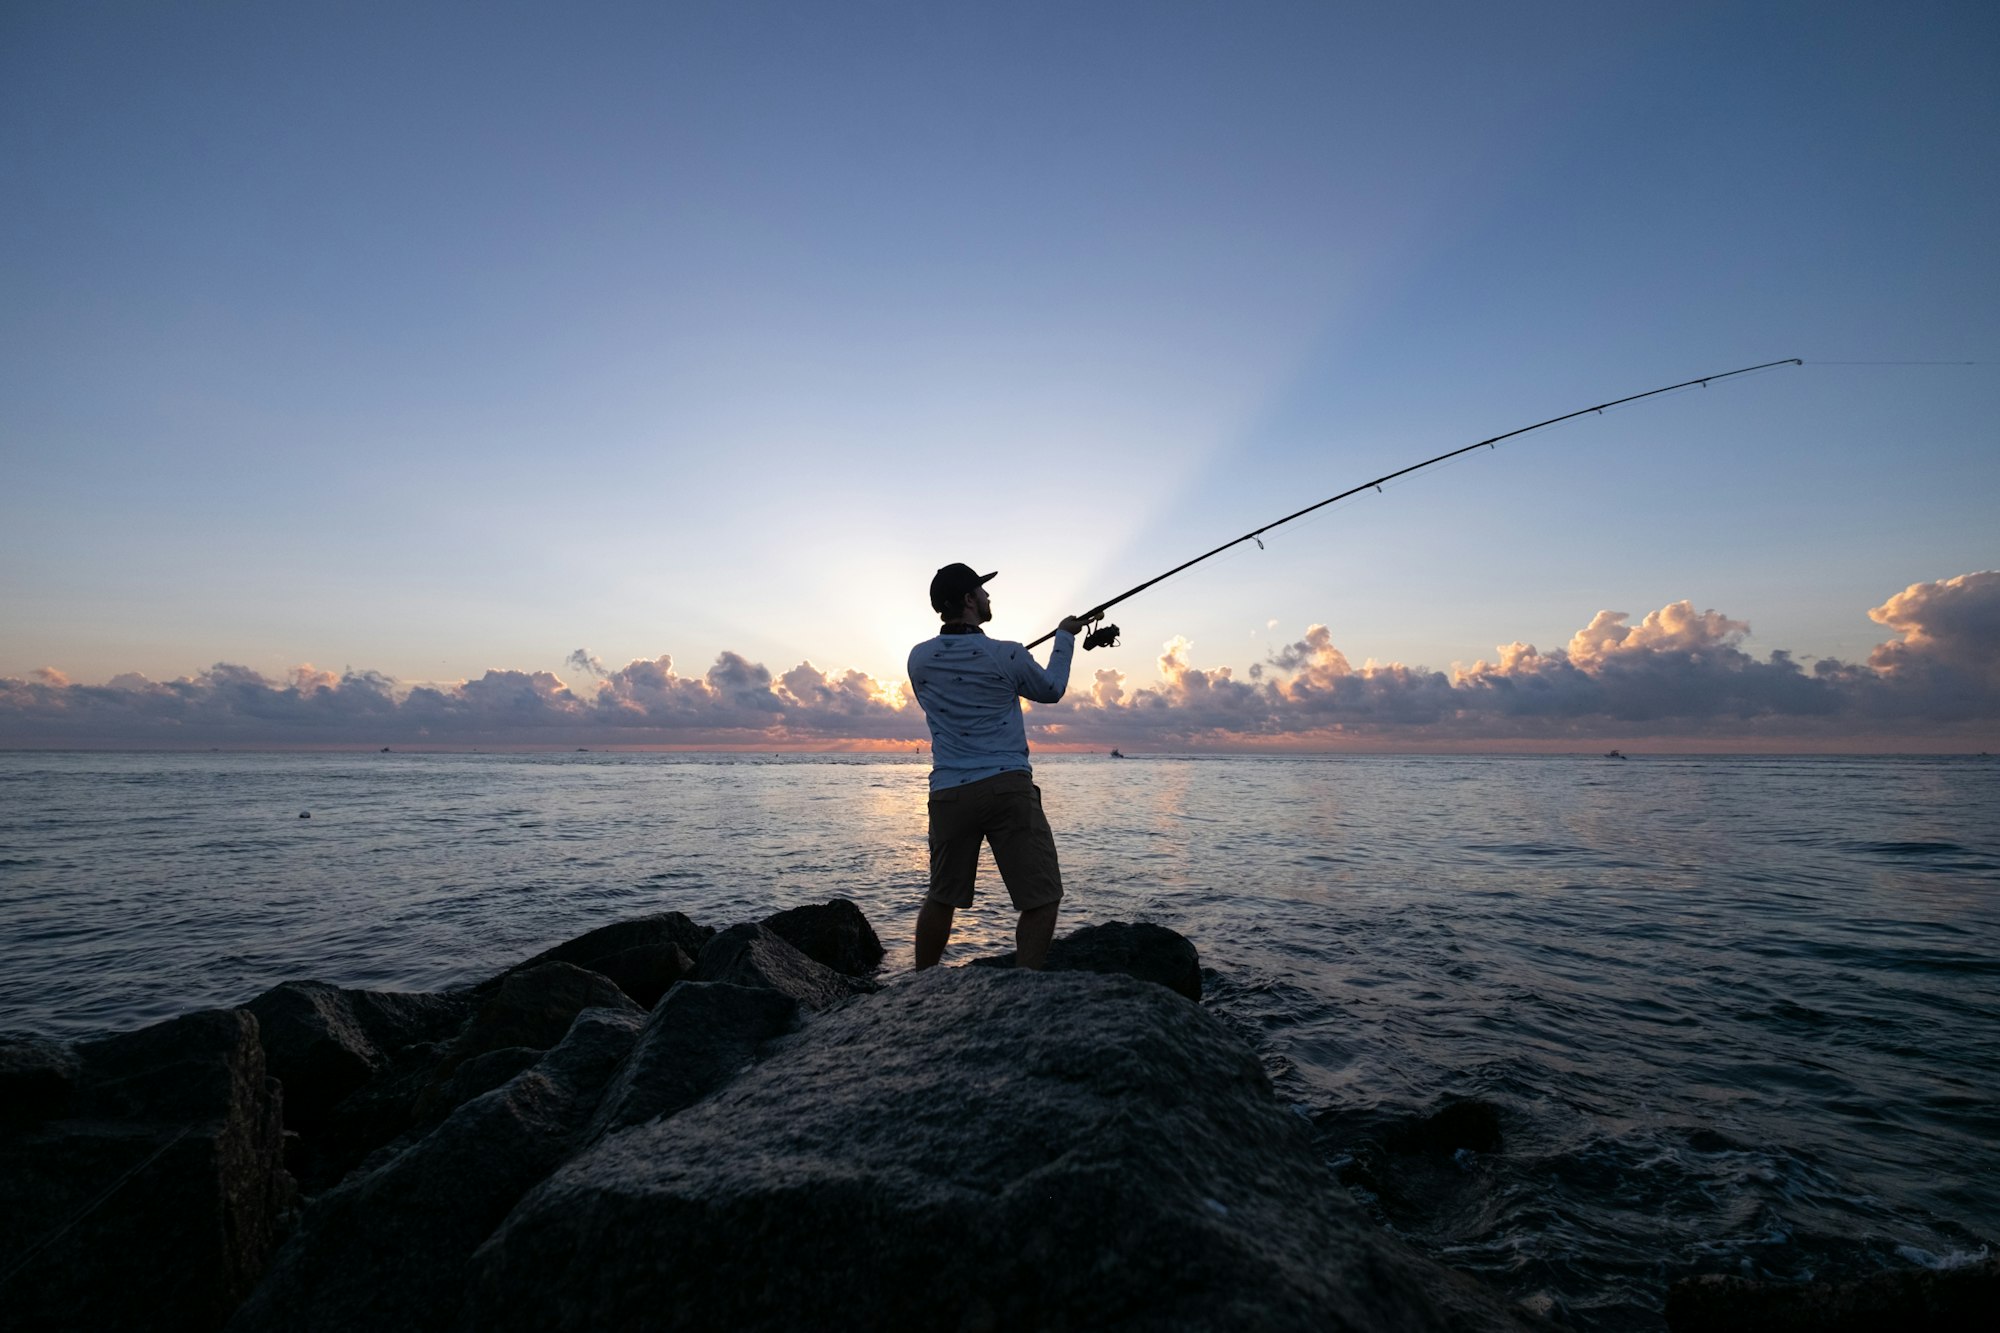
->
[[1895, 1243, 1990, 1271], [1843, 839, 1970, 858]]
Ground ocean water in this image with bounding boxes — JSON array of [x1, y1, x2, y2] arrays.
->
[[2, 750, 1996, 1327]]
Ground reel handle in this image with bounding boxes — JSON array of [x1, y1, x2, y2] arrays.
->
[[1030, 608, 1118, 652]]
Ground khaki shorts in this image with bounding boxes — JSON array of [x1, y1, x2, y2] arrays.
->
[[926, 770, 1064, 911]]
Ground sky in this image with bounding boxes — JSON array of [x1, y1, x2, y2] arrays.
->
[[3, 1, 1996, 750]]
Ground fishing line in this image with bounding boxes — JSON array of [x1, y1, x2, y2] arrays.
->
[[1027, 358, 1804, 651]]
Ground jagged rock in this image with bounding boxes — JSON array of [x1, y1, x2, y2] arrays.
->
[[288, 1044, 441, 1195], [692, 923, 877, 1011], [973, 919, 1204, 1001], [585, 941, 695, 1009], [479, 912, 715, 1005], [0, 1035, 79, 1124], [430, 1046, 544, 1117], [437, 962, 639, 1079], [228, 1007, 644, 1333], [1666, 1257, 2000, 1332], [0, 1009, 293, 1333], [344, 987, 475, 1052], [244, 981, 471, 1133], [586, 982, 800, 1140], [464, 968, 1532, 1332], [759, 898, 885, 977], [245, 983, 375, 1127]]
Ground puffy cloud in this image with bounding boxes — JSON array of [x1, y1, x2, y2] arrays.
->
[[2, 573, 1994, 749], [1564, 601, 1749, 669], [1868, 571, 2000, 690]]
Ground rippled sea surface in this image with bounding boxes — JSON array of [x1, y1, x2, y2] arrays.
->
[[3, 750, 1996, 1327]]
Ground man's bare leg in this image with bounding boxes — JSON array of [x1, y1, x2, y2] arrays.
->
[[1015, 903, 1059, 971], [914, 899, 956, 970]]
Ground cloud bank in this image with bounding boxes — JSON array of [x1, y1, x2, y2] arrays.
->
[[4, 573, 1995, 750]]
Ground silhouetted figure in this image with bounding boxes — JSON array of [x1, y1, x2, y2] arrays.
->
[[907, 564, 1081, 971]]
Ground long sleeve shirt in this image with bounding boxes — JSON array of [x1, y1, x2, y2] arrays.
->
[[907, 626, 1075, 791]]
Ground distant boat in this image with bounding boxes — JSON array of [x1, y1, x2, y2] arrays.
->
[[1604, 749, 1626, 759], [1110, 749, 1125, 759]]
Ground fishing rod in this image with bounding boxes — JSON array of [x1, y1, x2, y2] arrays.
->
[[1027, 358, 1803, 651]]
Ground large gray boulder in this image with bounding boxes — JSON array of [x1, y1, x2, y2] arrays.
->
[[974, 919, 1204, 1001], [586, 981, 799, 1140], [692, 923, 878, 1011], [0, 1009, 293, 1333], [227, 1006, 644, 1333], [759, 897, 885, 977], [463, 968, 1531, 1332]]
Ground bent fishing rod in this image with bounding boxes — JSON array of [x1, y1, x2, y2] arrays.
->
[[1027, 357, 1803, 651]]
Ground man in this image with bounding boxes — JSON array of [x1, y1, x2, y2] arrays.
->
[[907, 563, 1083, 970]]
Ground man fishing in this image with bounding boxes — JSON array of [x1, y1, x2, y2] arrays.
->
[[907, 563, 1082, 971]]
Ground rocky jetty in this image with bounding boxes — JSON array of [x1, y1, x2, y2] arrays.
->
[[14, 894, 1979, 1331]]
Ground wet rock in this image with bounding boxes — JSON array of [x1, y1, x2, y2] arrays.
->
[[759, 897, 885, 977], [1666, 1256, 2000, 1332], [586, 981, 799, 1140], [0, 1035, 80, 1124], [1330, 1099, 1505, 1233], [244, 982, 466, 1131], [973, 919, 1204, 1001], [480, 912, 715, 1005], [691, 923, 877, 1011], [228, 1007, 644, 1333], [464, 968, 1532, 1332], [0, 1009, 293, 1333]]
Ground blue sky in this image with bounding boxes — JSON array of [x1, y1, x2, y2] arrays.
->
[[3, 2, 1995, 748]]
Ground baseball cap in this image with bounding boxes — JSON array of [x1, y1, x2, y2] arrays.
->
[[929, 563, 996, 614]]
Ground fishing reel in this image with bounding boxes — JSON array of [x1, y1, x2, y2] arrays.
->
[[1080, 612, 1120, 651]]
